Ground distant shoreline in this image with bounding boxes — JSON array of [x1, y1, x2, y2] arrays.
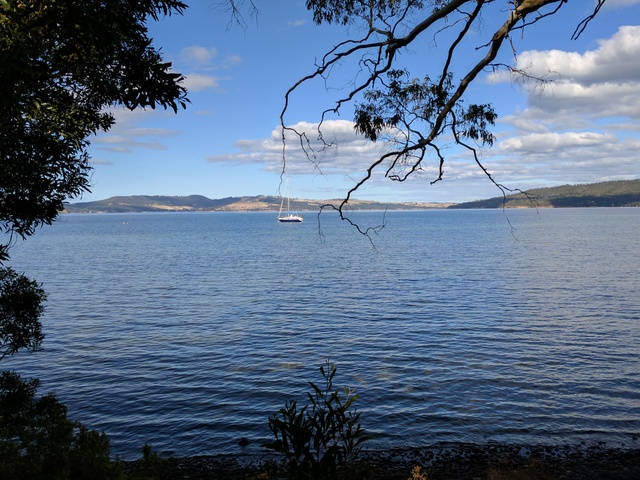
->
[[63, 180, 640, 213], [62, 204, 639, 214]]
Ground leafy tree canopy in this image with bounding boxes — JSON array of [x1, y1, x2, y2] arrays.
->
[[0, 370, 116, 480], [0, 0, 189, 261], [0, 267, 45, 361], [282, 0, 608, 225], [1, 5, 191, 468]]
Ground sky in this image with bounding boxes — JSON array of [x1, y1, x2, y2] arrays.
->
[[84, 0, 640, 204]]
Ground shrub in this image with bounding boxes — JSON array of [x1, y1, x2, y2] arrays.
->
[[266, 361, 369, 479], [0, 370, 120, 480], [125, 443, 174, 480]]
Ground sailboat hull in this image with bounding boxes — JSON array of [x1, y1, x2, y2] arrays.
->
[[278, 215, 303, 223], [278, 177, 303, 223]]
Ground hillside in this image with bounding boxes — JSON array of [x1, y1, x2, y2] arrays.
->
[[449, 179, 640, 209], [64, 194, 451, 213], [63, 180, 640, 213]]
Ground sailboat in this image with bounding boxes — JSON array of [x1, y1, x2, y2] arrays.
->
[[278, 179, 303, 223]]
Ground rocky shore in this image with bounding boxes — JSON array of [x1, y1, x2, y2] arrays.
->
[[127, 443, 640, 479]]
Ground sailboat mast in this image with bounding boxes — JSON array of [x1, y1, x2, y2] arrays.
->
[[277, 176, 303, 222]]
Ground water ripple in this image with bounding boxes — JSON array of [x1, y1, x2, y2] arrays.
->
[[4, 209, 640, 459]]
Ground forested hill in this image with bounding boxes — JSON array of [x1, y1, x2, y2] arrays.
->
[[64, 194, 450, 213], [449, 179, 640, 209]]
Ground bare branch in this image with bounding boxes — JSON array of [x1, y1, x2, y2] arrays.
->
[[572, 0, 607, 40], [216, 0, 260, 30], [282, 0, 611, 233]]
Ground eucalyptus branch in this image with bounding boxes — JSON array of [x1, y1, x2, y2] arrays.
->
[[572, 0, 607, 40], [281, 0, 612, 234], [511, 0, 566, 32]]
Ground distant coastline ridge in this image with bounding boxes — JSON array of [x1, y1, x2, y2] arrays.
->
[[64, 194, 453, 213], [450, 179, 640, 209], [64, 179, 640, 213]]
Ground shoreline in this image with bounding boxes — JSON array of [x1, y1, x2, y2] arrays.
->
[[125, 442, 640, 479]]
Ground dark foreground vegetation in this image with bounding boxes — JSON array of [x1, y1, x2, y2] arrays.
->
[[122, 443, 640, 480]]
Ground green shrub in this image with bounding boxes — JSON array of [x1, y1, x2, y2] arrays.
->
[[266, 361, 369, 479], [0, 370, 120, 480], [125, 443, 174, 480]]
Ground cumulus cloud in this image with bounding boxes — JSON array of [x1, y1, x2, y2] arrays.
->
[[482, 24, 640, 187], [493, 26, 640, 119], [207, 119, 385, 175], [224, 55, 243, 68], [205, 119, 500, 195], [488, 131, 640, 185], [178, 45, 243, 70], [175, 45, 241, 91], [485, 127, 640, 193], [204, 25, 640, 198], [517, 26, 640, 85], [179, 46, 218, 68], [92, 108, 180, 154], [182, 73, 220, 92], [499, 132, 617, 155]]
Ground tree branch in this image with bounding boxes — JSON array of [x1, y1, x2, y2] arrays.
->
[[282, 0, 610, 233]]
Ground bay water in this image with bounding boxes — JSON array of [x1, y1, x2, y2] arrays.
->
[[4, 208, 640, 459]]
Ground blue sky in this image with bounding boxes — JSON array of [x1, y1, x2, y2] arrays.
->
[[85, 1, 640, 204]]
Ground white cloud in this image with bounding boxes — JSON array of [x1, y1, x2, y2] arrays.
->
[[224, 55, 243, 68], [205, 119, 515, 197], [487, 131, 640, 186], [179, 46, 218, 68], [207, 119, 384, 175], [493, 25, 640, 120], [182, 73, 220, 91], [498, 132, 617, 155], [529, 81, 640, 118], [175, 46, 240, 90], [481, 25, 640, 187], [177, 45, 242, 71], [91, 108, 180, 154], [516, 26, 640, 85], [203, 24, 640, 200]]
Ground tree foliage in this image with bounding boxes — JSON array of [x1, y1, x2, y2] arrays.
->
[[0, 371, 117, 480], [0, 0, 189, 259], [0, 2, 192, 474], [0, 267, 45, 361], [282, 0, 609, 223]]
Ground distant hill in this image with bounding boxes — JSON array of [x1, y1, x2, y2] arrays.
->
[[449, 179, 640, 209], [64, 194, 451, 213], [64, 180, 640, 213]]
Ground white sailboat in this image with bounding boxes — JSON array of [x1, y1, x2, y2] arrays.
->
[[278, 179, 303, 223]]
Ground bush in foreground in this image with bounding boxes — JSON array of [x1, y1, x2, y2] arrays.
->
[[0, 370, 120, 480], [266, 361, 369, 479]]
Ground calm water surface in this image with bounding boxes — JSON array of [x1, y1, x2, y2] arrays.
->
[[4, 209, 640, 459]]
